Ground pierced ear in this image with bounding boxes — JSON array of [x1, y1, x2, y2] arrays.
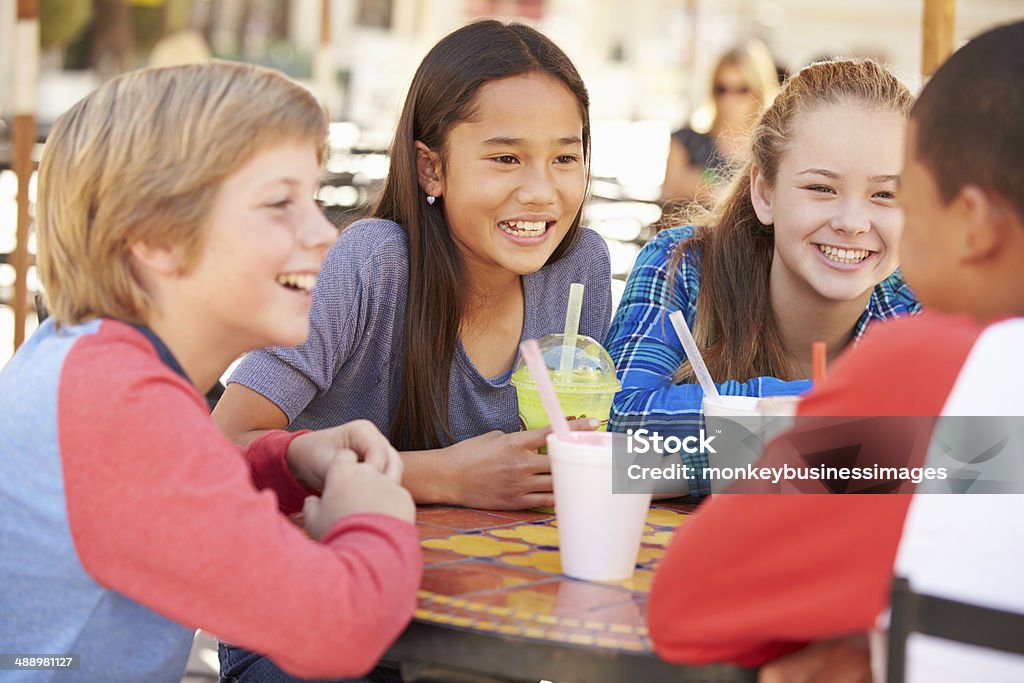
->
[[749, 165, 774, 226], [129, 239, 185, 277], [959, 185, 1006, 263], [414, 141, 444, 198]]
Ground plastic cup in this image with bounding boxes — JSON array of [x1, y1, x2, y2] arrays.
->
[[757, 395, 802, 419], [701, 395, 762, 419], [547, 431, 652, 582], [511, 334, 621, 432], [702, 394, 801, 427], [701, 395, 801, 491]]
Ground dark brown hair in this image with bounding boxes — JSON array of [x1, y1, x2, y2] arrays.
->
[[373, 20, 591, 449], [911, 21, 1024, 223], [669, 59, 913, 383]]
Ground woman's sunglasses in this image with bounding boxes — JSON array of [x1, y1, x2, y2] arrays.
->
[[714, 84, 752, 96]]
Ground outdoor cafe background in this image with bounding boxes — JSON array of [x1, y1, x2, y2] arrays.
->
[[0, 0, 1014, 355], [1, 1, 1022, 680], [2, 0, 1022, 365]]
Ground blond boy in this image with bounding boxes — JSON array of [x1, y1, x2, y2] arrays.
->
[[0, 62, 420, 682]]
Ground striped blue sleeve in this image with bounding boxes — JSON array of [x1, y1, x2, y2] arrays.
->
[[852, 269, 922, 341], [605, 227, 811, 496]]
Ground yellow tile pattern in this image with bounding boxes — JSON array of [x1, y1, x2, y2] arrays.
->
[[411, 504, 695, 654]]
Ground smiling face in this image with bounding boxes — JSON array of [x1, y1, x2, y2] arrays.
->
[[426, 72, 586, 280], [752, 103, 906, 307], [179, 141, 337, 351]]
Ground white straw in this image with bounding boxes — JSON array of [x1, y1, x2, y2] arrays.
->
[[669, 310, 721, 402], [559, 283, 585, 374]]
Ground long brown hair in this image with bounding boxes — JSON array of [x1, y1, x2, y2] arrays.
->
[[669, 59, 913, 384], [373, 20, 591, 450]]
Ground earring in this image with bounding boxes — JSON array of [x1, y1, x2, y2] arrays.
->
[[426, 195, 436, 206]]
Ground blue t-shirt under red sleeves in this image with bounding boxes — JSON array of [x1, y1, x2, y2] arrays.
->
[[0, 318, 421, 682], [230, 218, 613, 444]]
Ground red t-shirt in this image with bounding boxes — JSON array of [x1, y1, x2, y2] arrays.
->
[[647, 312, 989, 666]]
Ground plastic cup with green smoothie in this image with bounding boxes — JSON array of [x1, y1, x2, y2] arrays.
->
[[510, 333, 621, 432]]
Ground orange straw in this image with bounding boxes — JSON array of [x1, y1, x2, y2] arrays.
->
[[812, 341, 827, 384]]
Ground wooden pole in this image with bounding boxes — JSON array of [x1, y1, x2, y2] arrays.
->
[[321, 0, 331, 44], [113, 0, 133, 73], [314, 0, 333, 117], [922, 0, 956, 76], [12, 0, 38, 351], [684, 0, 698, 121]]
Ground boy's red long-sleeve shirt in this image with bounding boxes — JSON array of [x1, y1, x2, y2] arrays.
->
[[0, 318, 422, 682], [647, 312, 995, 667]]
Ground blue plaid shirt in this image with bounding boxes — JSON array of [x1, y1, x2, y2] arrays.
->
[[606, 225, 921, 496]]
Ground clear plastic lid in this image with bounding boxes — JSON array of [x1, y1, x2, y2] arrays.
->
[[510, 334, 621, 393]]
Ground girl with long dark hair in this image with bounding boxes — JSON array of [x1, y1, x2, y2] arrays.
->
[[213, 20, 611, 515]]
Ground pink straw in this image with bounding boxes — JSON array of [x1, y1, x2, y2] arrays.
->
[[519, 339, 571, 440]]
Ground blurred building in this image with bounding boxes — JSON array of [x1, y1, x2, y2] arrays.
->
[[1, 0, 1023, 362], [279, 0, 1022, 199], [3, 0, 1023, 137], [277, 0, 1022, 132]]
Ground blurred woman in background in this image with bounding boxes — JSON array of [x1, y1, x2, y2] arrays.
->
[[661, 40, 780, 206]]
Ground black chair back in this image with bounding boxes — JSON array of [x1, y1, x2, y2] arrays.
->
[[887, 576, 1024, 683]]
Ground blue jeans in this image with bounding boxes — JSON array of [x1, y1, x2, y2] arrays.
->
[[218, 643, 403, 683]]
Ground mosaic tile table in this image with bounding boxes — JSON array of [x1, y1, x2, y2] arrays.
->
[[387, 503, 758, 683]]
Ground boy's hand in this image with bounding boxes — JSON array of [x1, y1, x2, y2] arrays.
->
[[287, 420, 402, 492], [443, 418, 601, 510], [758, 636, 871, 683], [302, 460, 416, 539]]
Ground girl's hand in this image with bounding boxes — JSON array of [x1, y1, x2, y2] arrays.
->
[[287, 420, 403, 492], [440, 418, 601, 510]]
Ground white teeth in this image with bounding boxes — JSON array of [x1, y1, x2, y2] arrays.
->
[[818, 244, 871, 264], [499, 220, 548, 237], [276, 273, 317, 293]]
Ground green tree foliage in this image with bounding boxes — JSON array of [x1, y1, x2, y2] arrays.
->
[[40, 0, 94, 50], [130, 0, 195, 56]]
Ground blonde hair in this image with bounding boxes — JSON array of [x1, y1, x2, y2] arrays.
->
[[37, 61, 328, 326], [708, 39, 781, 132], [672, 59, 913, 383]]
